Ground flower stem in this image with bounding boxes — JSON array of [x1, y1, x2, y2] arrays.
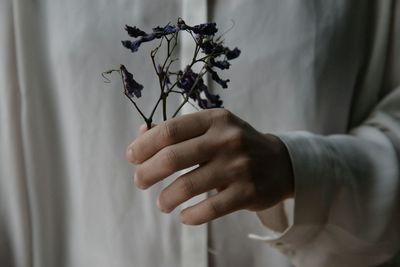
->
[[124, 93, 151, 128], [162, 93, 167, 121]]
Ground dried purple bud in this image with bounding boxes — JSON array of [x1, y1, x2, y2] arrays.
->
[[122, 32, 157, 53], [120, 65, 143, 98], [198, 89, 223, 109], [177, 67, 210, 102], [177, 18, 217, 36], [199, 39, 224, 55], [153, 25, 178, 37], [206, 66, 230, 89], [125, 25, 147, 38], [210, 58, 230, 70], [177, 18, 189, 30], [176, 66, 223, 109], [153, 24, 179, 39], [225, 47, 241, 60], [177, 67, 197, 93], [121, 40, 142, 53], [191, 22, 218, 36]]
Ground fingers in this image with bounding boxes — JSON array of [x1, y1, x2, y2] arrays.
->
[[180, 184, 247, 225], [138, 123, 153, 135], [134, 135, 215, 189], [157, 159, 226, 213], [125, 124, 155, 160], [127, 111, 211, 164]]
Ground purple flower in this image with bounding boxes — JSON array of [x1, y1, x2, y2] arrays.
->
[[198, 39, 224, 55], [153, 25, 178, 37], [177, 67, 198, 95], [177, 67, 206, 100], [225, 47, 241, 60], [191, 22, 218, 36], [121, 32, 158, 52], [121, 40, 142, 52], [210, 58, 230, 70], [176, 66, 223, 109], [120, 65, 143, 98], [177, 18, 218, 36], [198, 89, 223, 109], [122, 24, 180, 53], [114, 19, 240, 121], [206, 66, 230, 89], [125, 25, 147, 38], [198, 38, 241, 62]]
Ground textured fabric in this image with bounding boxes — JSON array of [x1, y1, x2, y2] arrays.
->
[[0, 1, 399, 267], [249, 1, 400, 267], [180, 2, 208, 267]]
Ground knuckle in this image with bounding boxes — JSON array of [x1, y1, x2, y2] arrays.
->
[[206, 199, 221, 218], [226, 129, 247, 151], [231, 184, 254, 209], [161, 122, 179, 143], [192, 137, 210, 156], [241, 184, 257, 204], [231, 156, 252, 178], [212, 109, 235, 124], [179, 176, 196, 197], [161, 147, 179, 171]]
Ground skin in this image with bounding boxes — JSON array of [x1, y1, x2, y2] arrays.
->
[[126, 108, 294, 225]]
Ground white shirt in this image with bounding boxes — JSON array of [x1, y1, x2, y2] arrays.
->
[[0, 1, 399, 267]]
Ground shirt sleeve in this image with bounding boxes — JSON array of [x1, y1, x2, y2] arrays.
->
[[250, 2, 400, 267], [251, 90, 400, 267], [278, 98, 399, 265]]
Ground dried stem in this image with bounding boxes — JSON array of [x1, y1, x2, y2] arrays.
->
[[110, 22, 231, 126]]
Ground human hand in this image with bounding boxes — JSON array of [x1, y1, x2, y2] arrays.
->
[[126, 109, 294, 225]]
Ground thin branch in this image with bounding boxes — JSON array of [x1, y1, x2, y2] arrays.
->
[[188, 30, 199, 46], [215, 19, 235, 42], [124, 93, 149, 125], [186, 99, 200, 111], [149, 96, 163, 120], [169, 89, 184, 94], [118, 70, 150, 126], [101, 69, 120, 83]]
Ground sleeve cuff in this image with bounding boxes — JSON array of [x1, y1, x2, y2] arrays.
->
[[249, 131, 333, 250], [250, 129, 400, 266]]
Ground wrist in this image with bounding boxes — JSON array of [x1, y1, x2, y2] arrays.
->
[[264, 133, 295, 200]]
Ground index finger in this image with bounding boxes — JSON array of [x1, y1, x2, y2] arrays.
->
[[138, 123, 156, 135], [128, 110, 211, 164]]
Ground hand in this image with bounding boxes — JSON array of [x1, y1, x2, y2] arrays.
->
[[126, 109, 294, 225]]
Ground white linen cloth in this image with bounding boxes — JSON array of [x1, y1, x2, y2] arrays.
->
[[0, 1, 399, 267]]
